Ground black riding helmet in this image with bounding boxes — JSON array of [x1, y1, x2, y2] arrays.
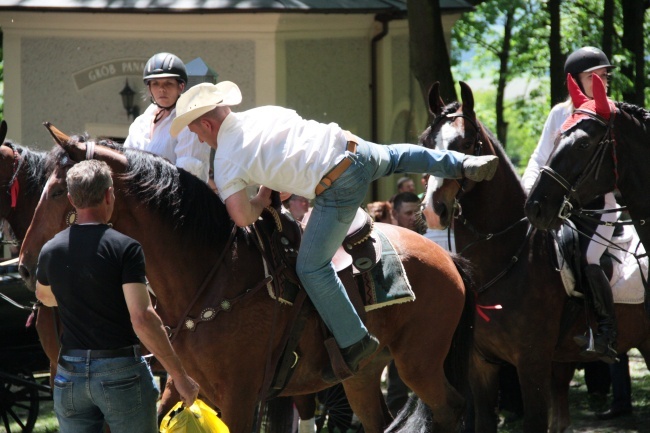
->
[[143, 52, 188, 85], [564, 47, 615, 82]]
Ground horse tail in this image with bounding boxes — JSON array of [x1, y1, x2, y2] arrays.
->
[[385, 254, 476, 433], [384, 395, 433, 433]]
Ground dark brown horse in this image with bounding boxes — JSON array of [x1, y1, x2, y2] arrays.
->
[[525, 73, 650, 252], [0, 122, 50, 241], [420, 81, 650, 433], [19, 124, 475, 433], [0, 121, 62, 393]]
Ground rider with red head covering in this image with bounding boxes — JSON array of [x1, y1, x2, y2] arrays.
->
[[522, 47, 618, 364]]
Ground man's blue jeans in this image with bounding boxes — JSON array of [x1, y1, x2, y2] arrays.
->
[[54, 355, 160, 433], [297, 138, 465, 347]]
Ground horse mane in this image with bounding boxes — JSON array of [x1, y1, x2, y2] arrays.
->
[[119, 146, 233, 247], [5, 141, 49, 196], [476, 120, 522, 182], [50, 137, 233, 247], [418, 102, 461, 144], [616, 101, 650, 126]]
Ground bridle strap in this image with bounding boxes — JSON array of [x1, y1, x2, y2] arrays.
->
[[539, 111, 616, 220], [435, 112, 531, 292], [2, 142, 24, 209]]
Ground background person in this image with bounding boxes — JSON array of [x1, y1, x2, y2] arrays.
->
[[366, 201, 396, 225], [124, 52, 211, 183], [170, 81, 499, 381], [35, 160, 199, 433], [396, 176, 416, 194], [392, 192, 425, 234], [283, 194, 311, 223]]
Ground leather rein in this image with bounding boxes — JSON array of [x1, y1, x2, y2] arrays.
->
[[539, 108, 617, 221]]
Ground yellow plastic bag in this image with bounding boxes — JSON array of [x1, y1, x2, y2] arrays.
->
[[160, 399, 230, 433]]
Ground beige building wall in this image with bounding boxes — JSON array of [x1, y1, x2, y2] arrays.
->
[[0, 9, 459, 200]]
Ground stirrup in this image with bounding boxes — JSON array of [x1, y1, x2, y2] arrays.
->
[[574, 328, 597, 355]]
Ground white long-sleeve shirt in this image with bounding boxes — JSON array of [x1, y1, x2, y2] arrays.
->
[[124, 104, 211, 183], [521, 101, 573, 194]]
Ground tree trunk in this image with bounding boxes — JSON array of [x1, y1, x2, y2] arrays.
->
[[407, 0, 456, 113], [601, 0, 614, 57], [547, 0, 563, 106], [621, 0, 648, 105], [495, 6, 514, 147]]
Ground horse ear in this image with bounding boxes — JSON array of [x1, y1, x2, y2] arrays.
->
[[428, 82, 445, 116], [459, 81, 475, 117], [592, 73, 611, 120], [567, 74, 589, 108], [43, 122, 72, 147]]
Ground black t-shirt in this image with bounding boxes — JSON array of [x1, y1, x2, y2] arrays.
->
[[36, 224, 147, 350]]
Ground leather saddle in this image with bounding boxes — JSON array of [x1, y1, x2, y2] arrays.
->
[[552, 218, 618, 297], [255, 206, 382, 304]]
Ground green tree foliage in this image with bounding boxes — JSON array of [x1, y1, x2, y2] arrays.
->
[[450, 0, 648, 172]]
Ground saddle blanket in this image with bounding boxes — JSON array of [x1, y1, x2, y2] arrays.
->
[[363, 228, 415, 311], [560, 225, 648, 304]]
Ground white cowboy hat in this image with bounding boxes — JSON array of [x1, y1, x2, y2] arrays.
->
[[170, 81, 242, 137]]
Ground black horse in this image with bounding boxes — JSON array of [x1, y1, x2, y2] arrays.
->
[[525, 73, 650, 253]]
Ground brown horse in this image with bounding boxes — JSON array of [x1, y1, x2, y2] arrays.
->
[[0, 122, 50, 241], [0, 121, 63, 394], [18, 124, 475, 433], [0, 122, 339, 432], [420, 82, 650, 433]]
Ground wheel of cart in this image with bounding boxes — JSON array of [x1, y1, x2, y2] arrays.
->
[[0, 263, 51, 433], [315, 383, 363, 433], [0, 348, 50, 433]]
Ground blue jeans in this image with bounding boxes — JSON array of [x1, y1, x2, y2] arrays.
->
[[54, 355, 160, 433], [297, 139, 465, 347]]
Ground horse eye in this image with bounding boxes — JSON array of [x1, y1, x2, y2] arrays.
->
[[52, 188, 66, 198], [579, 141, 591, 149]]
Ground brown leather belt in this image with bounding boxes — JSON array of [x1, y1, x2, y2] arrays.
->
[[315, 140, 357, 196], [60, 345, 141, 359]]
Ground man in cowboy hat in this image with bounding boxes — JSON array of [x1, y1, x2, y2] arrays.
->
[[170, 81, 498, 381]]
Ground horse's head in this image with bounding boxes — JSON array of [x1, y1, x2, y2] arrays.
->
[[18, 123, 129, 290], [525, 74, 617, 230], [0, 122, 50, 240], [420, 81, 496, 229]]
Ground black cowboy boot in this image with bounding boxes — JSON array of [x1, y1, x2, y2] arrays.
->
[[574, 264, 618, 364], [323, 332, 379, 383]]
